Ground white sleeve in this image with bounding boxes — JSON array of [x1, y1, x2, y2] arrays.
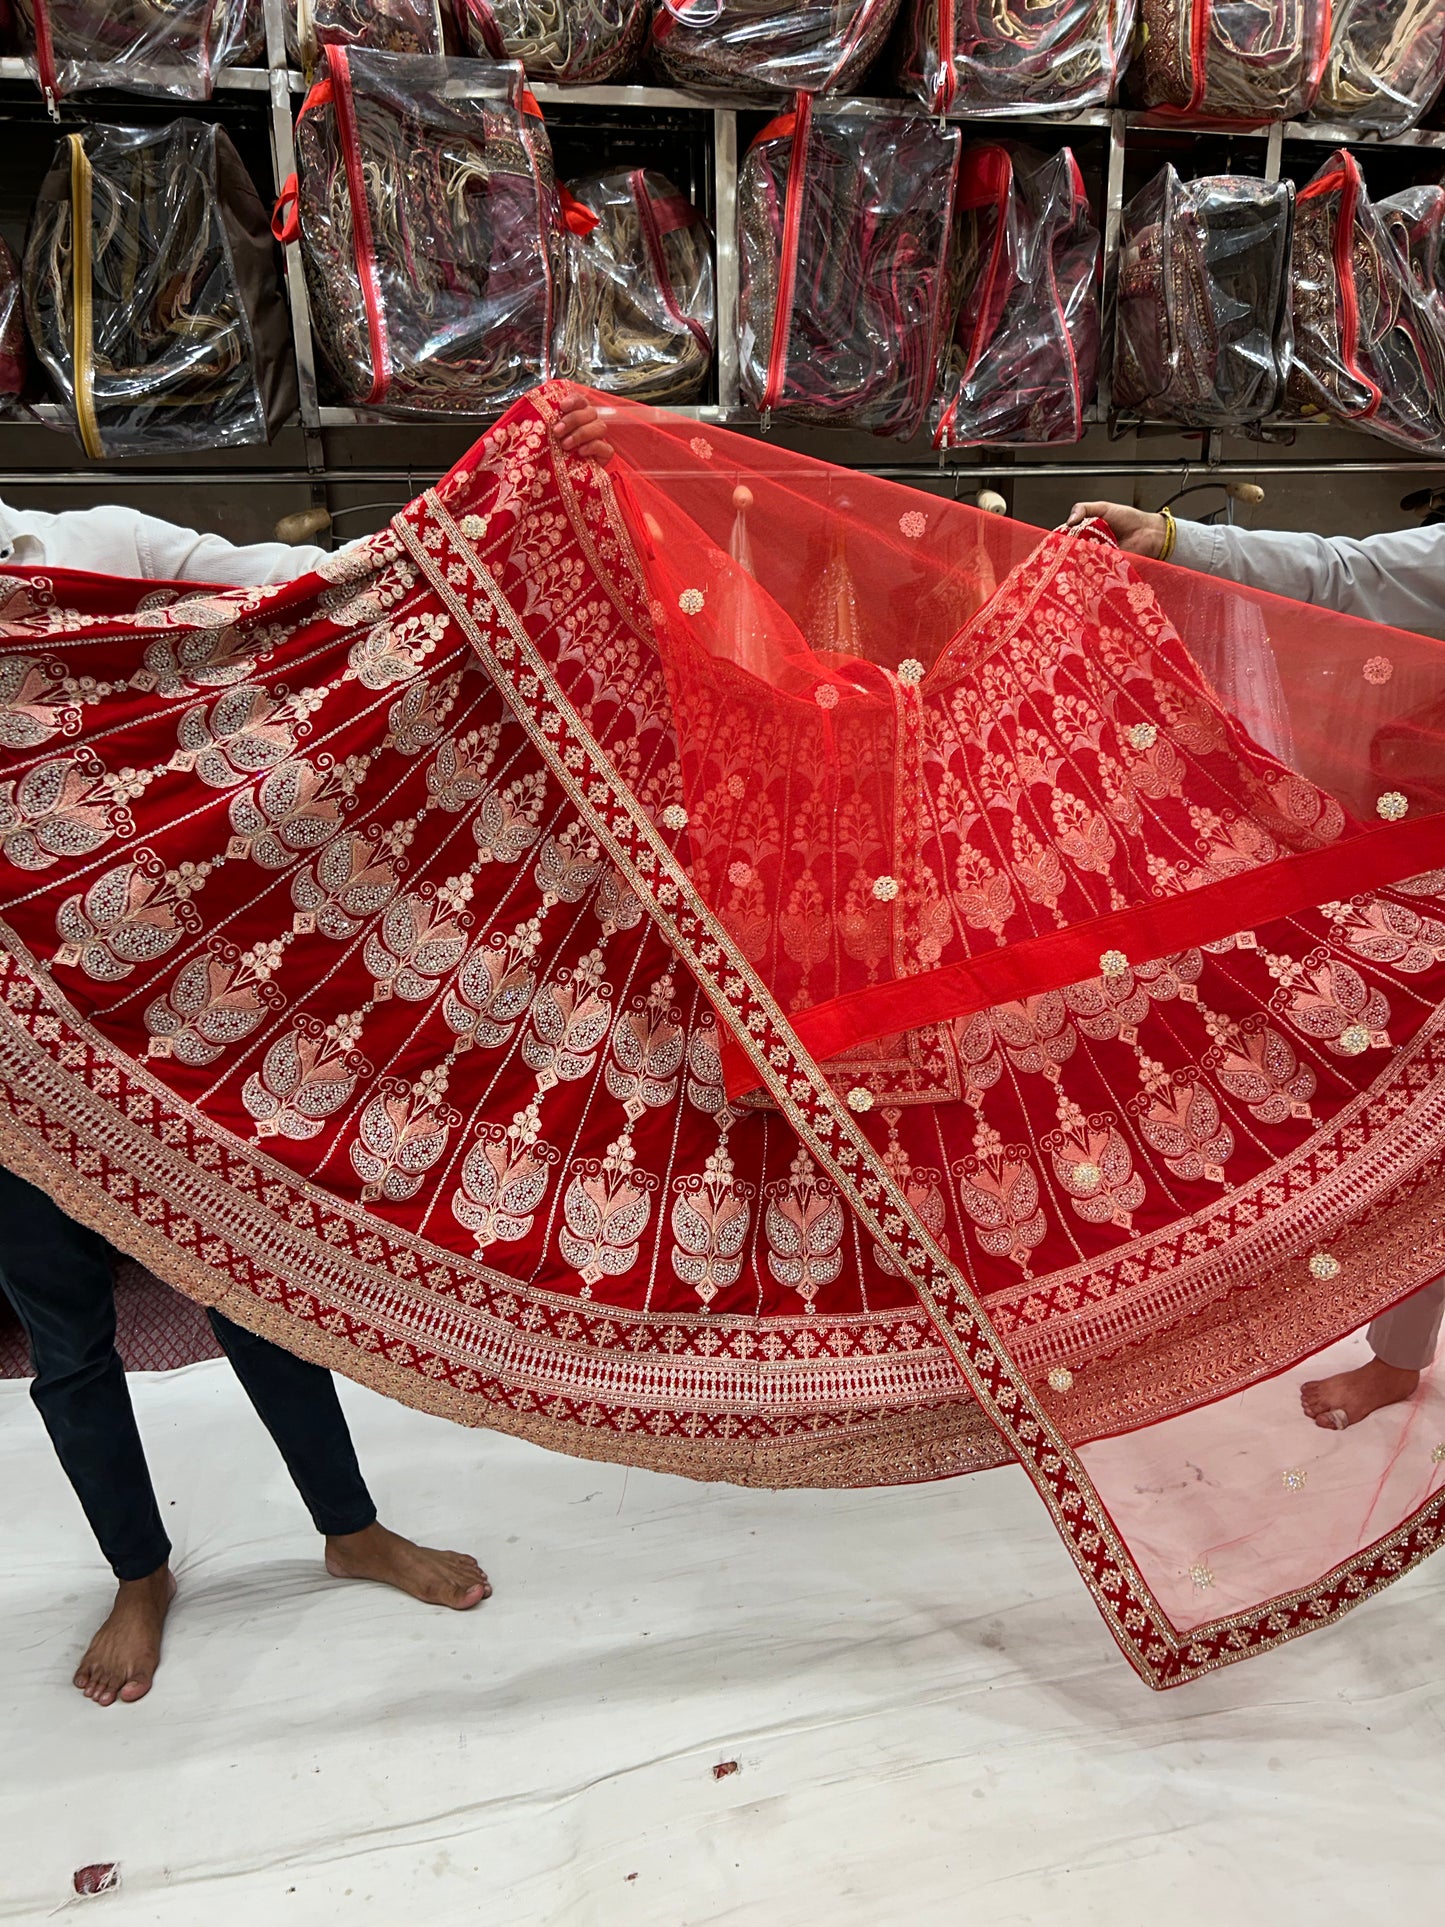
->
[[0, 499, 332, 584], [1170, 518, 1445, 638]]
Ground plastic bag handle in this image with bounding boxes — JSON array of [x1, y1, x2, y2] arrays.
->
[[272, 174, 301, 245]]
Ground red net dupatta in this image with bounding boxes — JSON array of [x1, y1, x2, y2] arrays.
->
[[3, 385, 1445, 1686]]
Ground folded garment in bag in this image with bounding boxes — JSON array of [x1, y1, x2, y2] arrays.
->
[[24, 119, 296, 457], [1287, 148, 1445, 453], [738, 97, 959, 438], [932, 143, 1100, 447], [1114, 169, 1293, 427]]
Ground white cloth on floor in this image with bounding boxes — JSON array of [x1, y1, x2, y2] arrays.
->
[[2, 1358, 1443, 1924]]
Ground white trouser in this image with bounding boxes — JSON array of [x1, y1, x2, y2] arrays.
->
[[1368, 1277, 1445, 1371]]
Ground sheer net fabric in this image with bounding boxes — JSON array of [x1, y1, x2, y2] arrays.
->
[[2, 386, 1444, 1685]]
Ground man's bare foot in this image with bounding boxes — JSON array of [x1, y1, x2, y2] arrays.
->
[[73, 1566, 176, 1707], [324, 1522, 491, 1610], [1301, 1358, 1422, 1430]]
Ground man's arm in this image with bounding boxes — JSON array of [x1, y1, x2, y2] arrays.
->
[[1065, 499, 1445, 639], [0, 500, 331, 583], [0, 392, 618, 588]]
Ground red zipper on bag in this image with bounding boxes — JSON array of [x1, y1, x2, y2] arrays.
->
[[1330, 153, 1381, 420], [936, 144, 1011, 448], [630, 168, 711, 360], [935, 0, 957, 114], [1186, 0, 1211, 116], [761, 94, 811, 415], [327, 45, 392, 406], [30, 0, 59, 106], [515, 86, 559, 382], [1050, 152, 1090, 440], [1300, 154, 1382, 421]]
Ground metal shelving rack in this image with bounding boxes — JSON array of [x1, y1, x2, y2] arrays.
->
[[5, 3, 1445, 511]]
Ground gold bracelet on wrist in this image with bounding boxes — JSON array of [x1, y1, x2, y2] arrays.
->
[[1158, 507, 1177, 563]]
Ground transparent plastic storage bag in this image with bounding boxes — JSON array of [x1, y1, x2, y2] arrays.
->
[[555, 168, 714, 404], [737, 96, 960, 437], [1114, 168, 1294, 427], [451, 0, 650, 84], [1135, 0, 1331, 123], [24, 119, 296, 458], [12, 0, 251, 101], [932, 142, 1100, 448], [651, 0, 904, 97], [278, 45, 562, 418], [897, 0, 1135, 117], [1379, 184, 1445, 304], [1314, 0, 1445, 139], [1287, 148, 1445, 453]]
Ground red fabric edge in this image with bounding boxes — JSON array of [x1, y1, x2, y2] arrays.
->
[[718, 812, 1445, 1097]]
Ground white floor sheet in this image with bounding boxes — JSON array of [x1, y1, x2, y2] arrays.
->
[[3, 1359, 1442, 1925]]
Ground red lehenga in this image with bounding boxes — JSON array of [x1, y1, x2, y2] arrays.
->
[[3, 384, 1445, 1686]]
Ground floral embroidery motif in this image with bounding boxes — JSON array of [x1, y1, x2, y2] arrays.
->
[[1377, 791, 1409, 821], [1309, 1251, 1341, 1281], [898, 510, 927, 539], [678, 589, 706, 615], [670, 1143, 754, 1309], [765, 1149, 845, 1314], [1363, 656, 1393, 685]]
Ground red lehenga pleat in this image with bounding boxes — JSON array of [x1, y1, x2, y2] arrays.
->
[[3, 384, 1445, 1686]]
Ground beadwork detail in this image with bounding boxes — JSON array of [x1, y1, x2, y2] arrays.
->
[[1376, 791, 1408, 821], [1363, 656, 1394, 685], [1047, 1366, 1075, 1393], [1189, 1563, 1215, 1589], [678, 588, 706, 615], [1073, 1161, 1103, 1194], [872, 875, 900, 902], [814, 683, 840, 709], [660, 804, 688, 832], [846, 1087, 875, 1113], [896, 659, 924, 685], [898, 510, 927, 539], [1100, 949, 1129, 978], [1309, 1251, 1341, 1281], [1338, 1023, 1371, 1055], [1282, 1467, 1308, 1492], [1128, 721, 1158, 750]]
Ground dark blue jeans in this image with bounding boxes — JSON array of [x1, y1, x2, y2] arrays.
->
[[0, 1167, 376, 1580]]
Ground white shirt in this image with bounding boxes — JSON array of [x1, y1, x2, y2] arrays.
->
[[0, 498, 340, 586], [1172, 517, 1445, 640]]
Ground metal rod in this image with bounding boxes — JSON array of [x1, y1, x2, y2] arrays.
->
[[6, 460, 1445, 488]]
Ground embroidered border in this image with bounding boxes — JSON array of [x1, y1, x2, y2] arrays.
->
[[400, 460, 1445, 1689]]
